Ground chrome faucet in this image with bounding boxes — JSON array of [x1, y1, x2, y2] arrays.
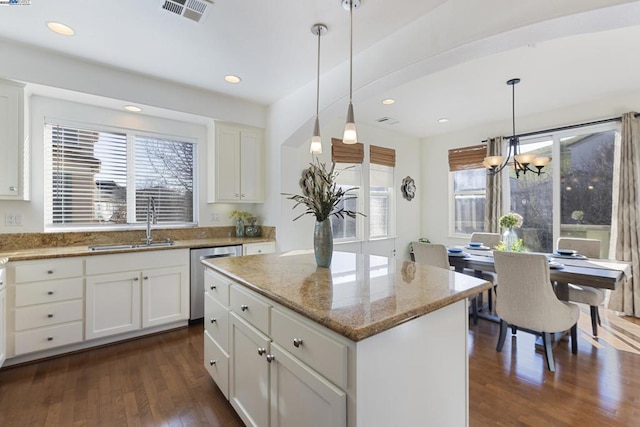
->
[[145, 197, 157, 245]]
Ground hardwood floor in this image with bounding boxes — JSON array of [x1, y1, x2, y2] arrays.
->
[[1, 305, 639, 426]]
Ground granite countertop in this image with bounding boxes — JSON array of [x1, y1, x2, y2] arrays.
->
[[0, 236, 274, 261], [204, 251, 491, 342]]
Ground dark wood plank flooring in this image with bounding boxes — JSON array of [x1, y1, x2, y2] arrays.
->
[[1, 304, 639, 426]]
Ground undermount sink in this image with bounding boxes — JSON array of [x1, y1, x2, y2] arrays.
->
[[88, 240, 176, 251]]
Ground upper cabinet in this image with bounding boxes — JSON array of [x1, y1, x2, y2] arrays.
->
[[209, 122, 264, 203], [0, 79, 26, 200]]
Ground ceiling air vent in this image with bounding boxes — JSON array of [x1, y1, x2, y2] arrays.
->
[[162, 0, 213, 22], [375, 117, 399, 125]]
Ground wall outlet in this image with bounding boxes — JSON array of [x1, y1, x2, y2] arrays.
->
[[211, 212, 220, 222], [5, 212, 23, 226]]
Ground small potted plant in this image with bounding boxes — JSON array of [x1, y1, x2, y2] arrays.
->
[[230, 210, 252, 237]]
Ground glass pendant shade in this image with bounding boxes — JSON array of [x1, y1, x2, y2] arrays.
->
[[310, 117, 322, 154], [514, 153, 536, 165], [343, 103, 357, 144], [485, 155, 505, 168]]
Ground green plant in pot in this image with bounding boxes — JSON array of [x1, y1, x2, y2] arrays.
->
[[282, 158, 363, 268]]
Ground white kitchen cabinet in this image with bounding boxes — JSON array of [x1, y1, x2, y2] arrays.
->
[[243, 241, 276, 256], [85, 271, 141, 340], [10, 258, 84, 356], [229, 312, 271, 427], [0, 282, 6, 368], [142, 266, 189, 328], [0, 79, 25, 199], [269, 343, 346, 427], [85, 250, 189, 340], [210, 122, 264, 203]]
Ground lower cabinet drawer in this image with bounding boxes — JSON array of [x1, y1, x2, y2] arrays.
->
[[204, 330, 229, 399], [230, 285, 270, 335], [271, 308, 347, 389], [204, 292, 229, 352], [14, 321, 84, 355], [15, 278, 84, 307], [15, 299, 83, 331]]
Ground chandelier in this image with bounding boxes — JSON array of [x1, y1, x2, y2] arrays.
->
[[484, 78, 550, 178]]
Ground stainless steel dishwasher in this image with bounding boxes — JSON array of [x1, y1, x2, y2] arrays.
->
[[190, 245, 242, 322]]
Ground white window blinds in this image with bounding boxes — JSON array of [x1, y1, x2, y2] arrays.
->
[[45, 122, 196, 229]]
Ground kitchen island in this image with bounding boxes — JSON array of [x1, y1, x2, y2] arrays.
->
[[202, 251, 491, 427]]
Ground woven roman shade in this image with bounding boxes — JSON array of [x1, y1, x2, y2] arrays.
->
[[331, 138, 364, 164], [448, 144, 487, 171], [370, 145, 396, 167]]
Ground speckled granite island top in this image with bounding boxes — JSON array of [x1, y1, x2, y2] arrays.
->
[[203, 251, 491, 342]]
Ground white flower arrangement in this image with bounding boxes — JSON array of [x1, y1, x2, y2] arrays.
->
[[499, 212, 523, 229]]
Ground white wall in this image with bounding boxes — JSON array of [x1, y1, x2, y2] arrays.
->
[[421, 89, 640, 247], [276, 117, 421, 260]]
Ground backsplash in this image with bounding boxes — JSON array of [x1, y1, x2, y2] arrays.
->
[[0, 226, 276, 251]]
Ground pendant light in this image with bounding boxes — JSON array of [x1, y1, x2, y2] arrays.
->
[[309, 24, 328, 154], [342, 0, 360, 144], [484, 78, 551, 178]]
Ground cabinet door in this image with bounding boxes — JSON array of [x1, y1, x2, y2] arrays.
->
[[0, 81, 22, 198], [86, 272, 141, 339], [0, 287, 5, 367], [142, 266, 188, 328], [215, 126, 241, 202], [239, 129, 264, 202], [230, 313, 270, 427], [269, 343, 346, 427]]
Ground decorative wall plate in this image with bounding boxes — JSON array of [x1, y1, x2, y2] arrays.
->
[[401, 176, 416, 201]]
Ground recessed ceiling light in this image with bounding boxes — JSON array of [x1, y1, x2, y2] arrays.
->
[[224, 75, 241, 84], [124, 105, 142, 112], [381, 98, 395, 105], [438, 118, 449, 123], [47, 22, 75, 36]]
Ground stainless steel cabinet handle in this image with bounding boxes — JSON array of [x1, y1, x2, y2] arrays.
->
[[257, 348, 266, 356], [47, 291, 54, 295], [210, 285, 216, 290], [293, 338, 303, 348], [133, 277, 139, 281], [47, 270, 53, 274], [47, 314, 54, 318], [144, 276, 149, 280], [210, 317, 216, 323], [209, 360, 217, 366], [240, 304, 249, 312], [47, 337, 53, 341], [9, 186, 16, 192], [266, 354, 275, 363]]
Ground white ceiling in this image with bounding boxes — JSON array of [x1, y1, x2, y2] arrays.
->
[[1, 0, 640, 139]]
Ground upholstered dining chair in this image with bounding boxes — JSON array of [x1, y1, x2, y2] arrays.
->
[[557, 237, 604, 337], [412, 242, 478, 325], [493, 251, 580, 372], [468, 232, 502, 311]]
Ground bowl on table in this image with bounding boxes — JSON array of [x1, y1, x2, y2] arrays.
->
[[468, 242, 483, 248], [447, 248, 464, 255], [556, 249, 578, 256]]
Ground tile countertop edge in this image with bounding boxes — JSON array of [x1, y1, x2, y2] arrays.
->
[[0, 237, 275, 261], [205, 260, 492, 342]]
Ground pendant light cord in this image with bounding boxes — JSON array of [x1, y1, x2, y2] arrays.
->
[[511, 82, 516, 138], [349, 1, 353, 103], [316, 27, 321, 118]]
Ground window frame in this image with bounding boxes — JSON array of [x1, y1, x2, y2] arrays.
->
[[449, 168, 487, 238]]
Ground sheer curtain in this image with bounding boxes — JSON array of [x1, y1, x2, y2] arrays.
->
[[484, 137, 503, 233], [608, 112, 640, 317]]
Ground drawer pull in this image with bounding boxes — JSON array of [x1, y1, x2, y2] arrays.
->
[[257, 348, 266, 356], [133, 277, 139, 281], [144, 276, 149, 280], [293, 338, 303, 348], [210, 317, 216, 324], [209, 360, 217, 366], [47, 337, 54, 341], [210, 285, 217, 290], [240, 304, 249, 312], [47, 291, 54, 295], [47, 314, 54, 318], [47, 270, 54, 274], [266, 354, 275, 363]]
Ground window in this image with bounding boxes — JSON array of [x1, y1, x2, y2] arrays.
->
[[370, 164, 394, 238], [507, 126, 616, 255], [331, 163, 362, 241], [452, 169, 486, 234], [45, 122, 196, 230]]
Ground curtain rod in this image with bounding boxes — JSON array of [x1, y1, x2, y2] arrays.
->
[[482, 112, 639, 142]]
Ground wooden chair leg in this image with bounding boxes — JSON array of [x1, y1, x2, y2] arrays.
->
[[570, 324, 578, 354], [496, 319, 508, 352], [590, 306, 599, 337], [542, 332, 555, 372]]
